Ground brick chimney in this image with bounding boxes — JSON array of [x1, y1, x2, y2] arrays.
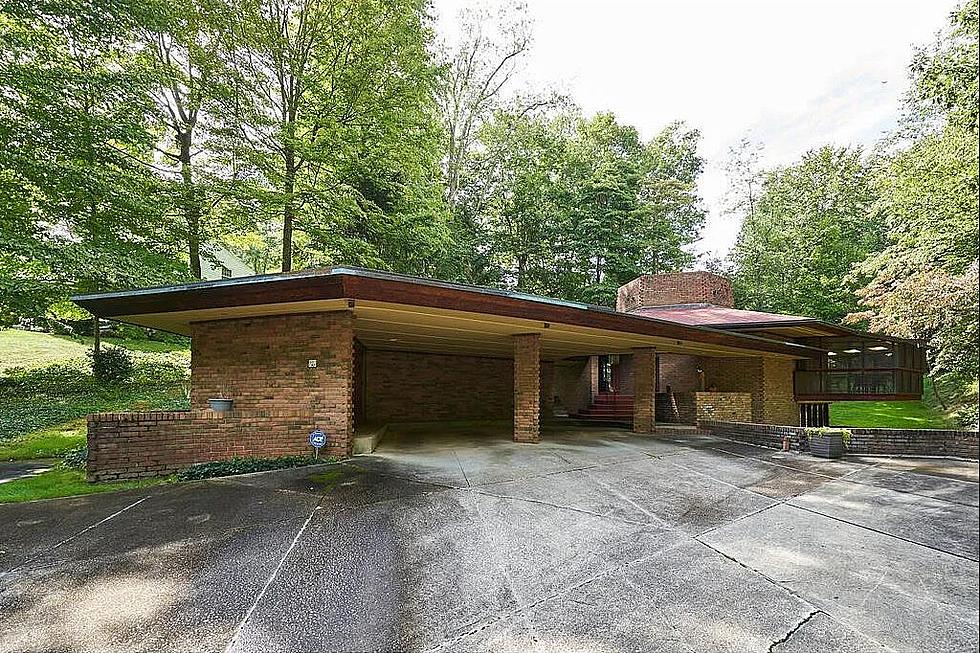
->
[[616, 272, 734, 312]]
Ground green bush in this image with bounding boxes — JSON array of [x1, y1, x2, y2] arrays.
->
[[0, 359, 95, 397], [88, 346, 134, 384], [174, 455, 330, 481], [61, 445, 88, 469], [131, 351, 190, 387]]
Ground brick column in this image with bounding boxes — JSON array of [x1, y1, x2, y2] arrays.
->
[[513, 333, 541, 443], [632, 347, 656, 433]]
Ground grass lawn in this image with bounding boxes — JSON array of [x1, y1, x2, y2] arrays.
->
[[0, 468, 166, 504], [830, 400, 951, 429], [0, 328, 190, 502], [0, 419, 86, 461], [0, 329, 188, 371]]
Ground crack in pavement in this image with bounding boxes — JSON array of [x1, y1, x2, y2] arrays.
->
[[767, 609, 822, 652], [423, 538, 692, 653]]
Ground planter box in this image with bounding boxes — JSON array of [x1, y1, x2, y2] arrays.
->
[[809, 433, 844, 459], [208, 398, 234, 412]]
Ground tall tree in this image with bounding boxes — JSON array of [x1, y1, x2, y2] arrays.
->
[[850, 0, 979, 405], [729, 146, 884, 322], [562, 115, 705, 304], [215, 0, 446, 273], [437, 1, 533, 210], [722, 136, 764, 221], [139, 0, 230, 278], [0, 0, 184, 325], [457, 109, 705, 305]]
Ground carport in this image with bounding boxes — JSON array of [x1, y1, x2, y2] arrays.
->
[[73, 267, 819, 480]]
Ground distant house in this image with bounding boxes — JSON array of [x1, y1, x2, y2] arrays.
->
[[201, 244, 254, 281]]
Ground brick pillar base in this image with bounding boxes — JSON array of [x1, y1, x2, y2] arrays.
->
[[513, 333, 541, 443], [632, 347, 656, 433]]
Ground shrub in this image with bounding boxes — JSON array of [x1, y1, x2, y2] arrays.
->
[[88, 346, 134, 384], [174, 455, 330, 481], [130, 352, 190, 387], [61, 445, 88, 470], [0, 359, 95, 397]]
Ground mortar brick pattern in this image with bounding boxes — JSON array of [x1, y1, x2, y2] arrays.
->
[[632, 348, 656, 433], [88, 311, 355, 481], [700, 421, 979, 459], [514, 334, 541, 443], [695, 392, 753, 424], [616, 272, 734, 312]]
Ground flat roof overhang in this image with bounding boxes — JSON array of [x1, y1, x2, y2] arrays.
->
[[72, 267, 824, 361]]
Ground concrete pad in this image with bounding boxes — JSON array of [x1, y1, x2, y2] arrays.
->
[[858, 456, 979, 484], [663, 447, 837, 499], [2, 425, 977, 652], [222, 462, 448, 510], [453, 539, 816, 653], [483, 456, 775, 533], [789, 478, 980, 560], [700, 503, 980, 652], [230, 488, 681, 652], [843, 466, 979, 506]]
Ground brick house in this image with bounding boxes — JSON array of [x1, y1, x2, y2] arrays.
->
[[73, 268, 925, 481]]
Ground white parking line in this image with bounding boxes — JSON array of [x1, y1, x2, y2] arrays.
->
[[224, 504, 323, 652]]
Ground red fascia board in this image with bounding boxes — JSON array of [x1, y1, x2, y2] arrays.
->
[[72, 269, 822, 358]]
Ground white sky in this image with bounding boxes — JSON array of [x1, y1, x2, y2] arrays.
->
[[432, 0, 956, 262]]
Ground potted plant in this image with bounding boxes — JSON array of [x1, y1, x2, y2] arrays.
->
[[805, 427, 851, 459], [208, 387, 234, 413]]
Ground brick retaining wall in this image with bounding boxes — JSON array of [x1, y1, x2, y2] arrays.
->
[[87, 410, 323, 482], [700, 421, 979, 459]]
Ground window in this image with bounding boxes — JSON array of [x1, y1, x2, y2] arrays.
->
[[220, 265, 232, 279]]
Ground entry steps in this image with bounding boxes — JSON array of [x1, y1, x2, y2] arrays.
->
[[572, 392, 634, 426], [571, 392, 698, 432]]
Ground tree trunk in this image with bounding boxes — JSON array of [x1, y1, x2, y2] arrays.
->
[[92, 315, 101, 356], [179, 130, 202, 279], [282, 145, 296, 272]]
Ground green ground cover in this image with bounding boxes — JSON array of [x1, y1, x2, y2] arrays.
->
[[0, 468, 165, 504], [0, 329, 190, 502]]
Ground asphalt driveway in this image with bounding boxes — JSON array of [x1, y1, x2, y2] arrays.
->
[[1, 423, 977, 652]]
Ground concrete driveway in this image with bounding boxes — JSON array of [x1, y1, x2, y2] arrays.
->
[[1, 423, 977, 652]]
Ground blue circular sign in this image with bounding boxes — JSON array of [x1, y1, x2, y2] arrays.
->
[[309, 429, 326, 448]]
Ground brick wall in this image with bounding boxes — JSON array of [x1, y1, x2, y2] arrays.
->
[[658, 353, 699, 392], [87, 410, 323, 481], [616, 272, 734, 312], [553, 358, 592, 416], [87, 311, 356, 481], [632, 348, 656, 433], [364, 350, 512, 423], [514, 334, 541, 443], [635, 353, 797, 425], [657, 391, 696, 424], [191, 311, 354, 439], [761, 358, 798, 425], [695, 392, 753, 424], [700, 421, 979, 460]]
